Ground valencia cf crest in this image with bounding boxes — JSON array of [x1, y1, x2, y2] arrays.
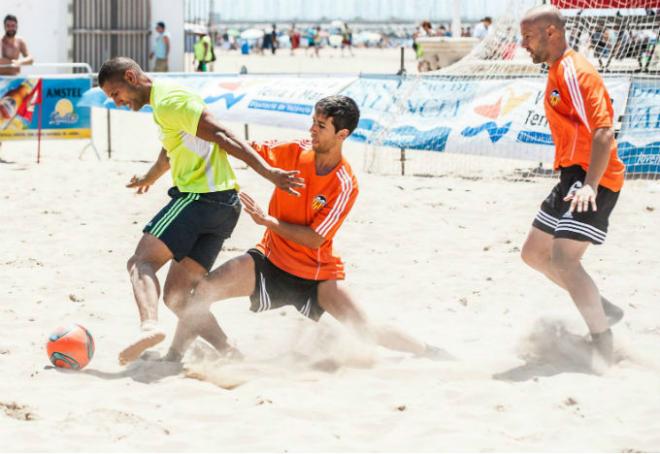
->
[[312, 195, 327, 211], [549, 89, 561, 106]]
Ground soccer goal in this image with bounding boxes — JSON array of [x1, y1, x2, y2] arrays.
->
[[362, 0, 660, 181]]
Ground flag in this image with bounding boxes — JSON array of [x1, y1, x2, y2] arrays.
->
[[16, 78, 42, 124]]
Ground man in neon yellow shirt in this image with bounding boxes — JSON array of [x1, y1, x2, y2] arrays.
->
[[98, 57, 303, 364], [193, 32, 213, 72]]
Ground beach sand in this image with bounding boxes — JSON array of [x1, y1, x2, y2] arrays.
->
[[1, 50, 659, 451]]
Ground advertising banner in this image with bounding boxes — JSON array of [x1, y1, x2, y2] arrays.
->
[[80, 74, 356, 131], [0, 76, 91, 140], [341, 75, 629, 162], [617, 77, 660, 175]]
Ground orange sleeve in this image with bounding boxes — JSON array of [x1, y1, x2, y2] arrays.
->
[[578, 71, 613, 131], [249, 140, 305, 169], [249, 140, 278, 167], [561, 61, 613, 132], [311, 170, 358, 240]]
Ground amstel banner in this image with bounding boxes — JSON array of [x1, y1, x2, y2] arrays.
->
[[0, 76, 91, 141]]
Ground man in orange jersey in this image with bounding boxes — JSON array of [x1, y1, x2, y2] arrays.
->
[[519, 6, 625, 365], [161, 95, 444, 362]]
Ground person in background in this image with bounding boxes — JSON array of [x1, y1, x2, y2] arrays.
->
[[193, 31, 213, 72], [0, 14, 33, 76], [473, 16, 492, 41], [150, 21, 170, 72], [270, 24, 278, 55], [341, 22, 354, 57], [313, 25, 323, 58], [289, 24, 301, 56]]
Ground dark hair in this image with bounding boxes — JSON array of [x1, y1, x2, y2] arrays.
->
[[315, 95, 360, 135], [98, 57, 143, 87], [156, 21, 165, 29], [4, 14, 17, 24], [484, 17, 492, 23]]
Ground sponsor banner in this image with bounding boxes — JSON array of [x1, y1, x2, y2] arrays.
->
[[340, 76, 457, 152], [618, 77, 660, 175], [341, 75, 630, 162], [449, 76, 629, 161], [80, 73, 637, 167], [79, 73, 356, 131], [0, 76, 91, 140]]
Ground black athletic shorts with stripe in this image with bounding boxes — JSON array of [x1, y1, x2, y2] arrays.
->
[[532, 165, 620, 245], [247, 248, 325, 321], [144, 187, 241, 271]]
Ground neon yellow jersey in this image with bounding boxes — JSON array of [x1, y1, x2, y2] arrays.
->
[[193, 35, 213, 62], [150, 81, 238, 193]]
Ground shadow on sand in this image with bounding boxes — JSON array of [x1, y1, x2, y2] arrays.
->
[[45, 352, 183, 384], [493, 318, 599, 382]]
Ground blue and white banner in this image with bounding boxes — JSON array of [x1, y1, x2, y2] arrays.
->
[[340, 76, 458, 152], [618, 78, 660, 175], [341, 75, 630, 162], [81, 73, 647, 172], [79, 73, 356, 131]]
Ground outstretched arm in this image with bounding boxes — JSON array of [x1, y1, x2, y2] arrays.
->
[[195, 110, 304, 196], [126, 148, 170, 194]]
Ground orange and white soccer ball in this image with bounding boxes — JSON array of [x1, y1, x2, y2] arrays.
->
[[46, 324, 95, 370]]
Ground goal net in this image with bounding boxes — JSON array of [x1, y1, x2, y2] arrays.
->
[[360, 0, 660, 181]]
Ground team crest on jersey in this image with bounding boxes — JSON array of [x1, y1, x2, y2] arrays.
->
[[549, 89, 561, 106], [312, 195, 327, 211]]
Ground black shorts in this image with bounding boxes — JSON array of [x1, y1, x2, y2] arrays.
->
[[144, 187, 240, 271], [532, 165, 620, 245], [247, 248, 325, 321]]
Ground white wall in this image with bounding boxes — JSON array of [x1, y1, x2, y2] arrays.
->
[[151, 0, 185, 72], [0, 0, 70, 74]]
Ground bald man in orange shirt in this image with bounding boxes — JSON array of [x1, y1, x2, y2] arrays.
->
[[519, 6, 625, 365]]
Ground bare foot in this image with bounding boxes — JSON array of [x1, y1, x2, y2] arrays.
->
[[119, 324, 166, 365]]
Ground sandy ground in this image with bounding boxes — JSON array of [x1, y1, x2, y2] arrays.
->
[[186, 46, 417, 75], [1, 51, 660, 452]]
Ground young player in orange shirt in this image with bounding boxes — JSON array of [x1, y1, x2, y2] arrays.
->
[[162, 95, 445, 361], [519, 6, 625, 365]]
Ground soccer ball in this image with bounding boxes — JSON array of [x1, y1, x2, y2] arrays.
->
[[46, 324, 95, 370]]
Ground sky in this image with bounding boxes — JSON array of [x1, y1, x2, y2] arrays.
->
[[212, 0, 541, 23]]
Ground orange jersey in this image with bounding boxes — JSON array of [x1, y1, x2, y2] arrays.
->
[[545, 48, 625, 191], [251, 140, 359, 281]]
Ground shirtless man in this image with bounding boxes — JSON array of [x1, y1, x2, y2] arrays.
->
[[0, 15, 33, 76]]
